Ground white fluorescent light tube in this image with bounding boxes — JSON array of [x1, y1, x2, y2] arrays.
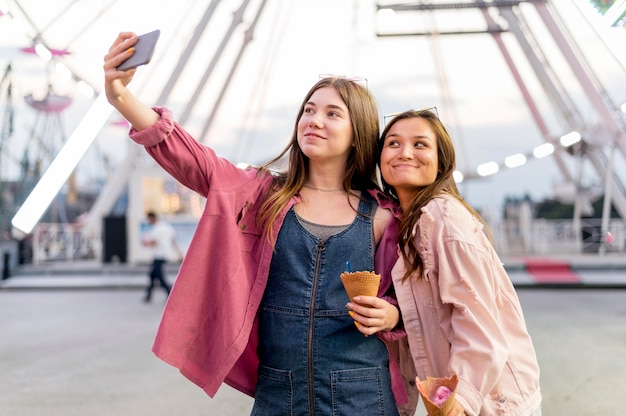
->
[[559, 131, 581, 147], [504, 153, 527, 168], [532, 143, 554, 159], [477, 161, 499, 177], [34, 43, 52, 62], [11, 93, 113, 234]]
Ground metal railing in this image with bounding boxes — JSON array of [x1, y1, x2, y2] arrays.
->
[[492, 217, 625, 256], [27, 218, 625, 264], [32, 223, 101, 264]]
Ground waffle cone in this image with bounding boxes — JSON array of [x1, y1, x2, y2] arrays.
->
[[340, 271, 380, 305], [416, 374, 459, 416]]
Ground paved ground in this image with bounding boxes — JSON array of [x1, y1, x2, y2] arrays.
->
[[0, 289, 254, 416], [1, 284, 626, 415]]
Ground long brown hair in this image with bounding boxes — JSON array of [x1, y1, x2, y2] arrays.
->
[[257, 77, 381, 242], [378, 109, 490, 280]]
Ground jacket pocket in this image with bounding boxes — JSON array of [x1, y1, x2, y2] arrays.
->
[[237, 202, 261, 253]]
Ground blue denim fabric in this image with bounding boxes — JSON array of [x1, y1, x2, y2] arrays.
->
[[253, 194, 399, 416]]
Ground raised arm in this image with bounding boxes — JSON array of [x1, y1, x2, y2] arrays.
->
[[103, 32, 159, 131]]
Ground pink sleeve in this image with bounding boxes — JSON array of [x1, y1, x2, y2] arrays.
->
[[129, 107, 253, 197]]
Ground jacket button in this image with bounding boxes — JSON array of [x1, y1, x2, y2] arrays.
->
[[240, 224, 246, 230]]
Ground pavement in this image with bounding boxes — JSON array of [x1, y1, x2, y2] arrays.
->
[[2, 268, 626, 415], [2, 252, 626, 290], [2, 253, 626, 416]]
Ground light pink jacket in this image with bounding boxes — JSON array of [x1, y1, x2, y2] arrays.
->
[[392, 194, 541, 416], [129, 107, 408, 405]]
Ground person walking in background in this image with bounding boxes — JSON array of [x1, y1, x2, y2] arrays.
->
[[370, 108, 542, 415], [141, 211, 181, 303], [104, 31, 407, 415]]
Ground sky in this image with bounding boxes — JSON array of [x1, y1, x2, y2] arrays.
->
[[1, 0, 626, 217]]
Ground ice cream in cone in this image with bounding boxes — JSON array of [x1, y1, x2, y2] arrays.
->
[[416, 374, 459, 416], [340, 271, 381, 306]]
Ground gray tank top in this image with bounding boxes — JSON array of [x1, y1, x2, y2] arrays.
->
[[295, 213, 349, 242]]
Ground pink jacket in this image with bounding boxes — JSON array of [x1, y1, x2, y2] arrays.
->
[[392, 195, 541, 416], [129, 107, 408, 404]]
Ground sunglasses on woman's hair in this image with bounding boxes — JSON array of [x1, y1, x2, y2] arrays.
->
[[383, 106, 439, 125]]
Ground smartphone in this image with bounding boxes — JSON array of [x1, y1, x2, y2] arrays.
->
[[117, 29, 161, 71]]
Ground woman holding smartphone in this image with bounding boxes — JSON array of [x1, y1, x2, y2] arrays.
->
[[104, 32, 408, 415]]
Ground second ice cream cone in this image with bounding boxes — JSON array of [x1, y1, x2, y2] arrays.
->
[[416, 374, 458, 416]]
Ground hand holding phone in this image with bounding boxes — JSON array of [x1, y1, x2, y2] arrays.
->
[[117, 29, 161, 71]]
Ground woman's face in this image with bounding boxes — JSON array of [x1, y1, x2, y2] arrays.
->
[[380, 117, 439, 207], [297, 86, 354, 163]]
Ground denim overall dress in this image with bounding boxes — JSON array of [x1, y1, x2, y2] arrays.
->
[[252, 194, 398, 416]]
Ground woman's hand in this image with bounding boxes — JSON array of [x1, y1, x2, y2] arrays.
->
[[103, 32, 139, 105], [346, 296, 399, 336], [102, 32, 159, 131]]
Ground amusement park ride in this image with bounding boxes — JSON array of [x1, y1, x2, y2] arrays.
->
[[376, 0, 626, 254], [1, 0, 625, 265]]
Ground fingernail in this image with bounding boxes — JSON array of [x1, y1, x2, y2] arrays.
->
[[127, 47, 134, 54], [354, 321, 360, 328], [348, 311, 354, 318]]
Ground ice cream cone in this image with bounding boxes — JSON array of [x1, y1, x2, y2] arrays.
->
[[416, 374, 459, 416], [340, 271, 381, 305]]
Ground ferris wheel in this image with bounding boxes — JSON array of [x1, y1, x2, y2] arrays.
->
[[376, 0, 626, 224], [1, 0, 625, 259]]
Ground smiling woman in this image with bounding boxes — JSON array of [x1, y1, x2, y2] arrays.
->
[[379, 114, 440, 210], [378, 108, 542, 416], [297, 87, 354, 165], [102, 35, 405, 412]]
